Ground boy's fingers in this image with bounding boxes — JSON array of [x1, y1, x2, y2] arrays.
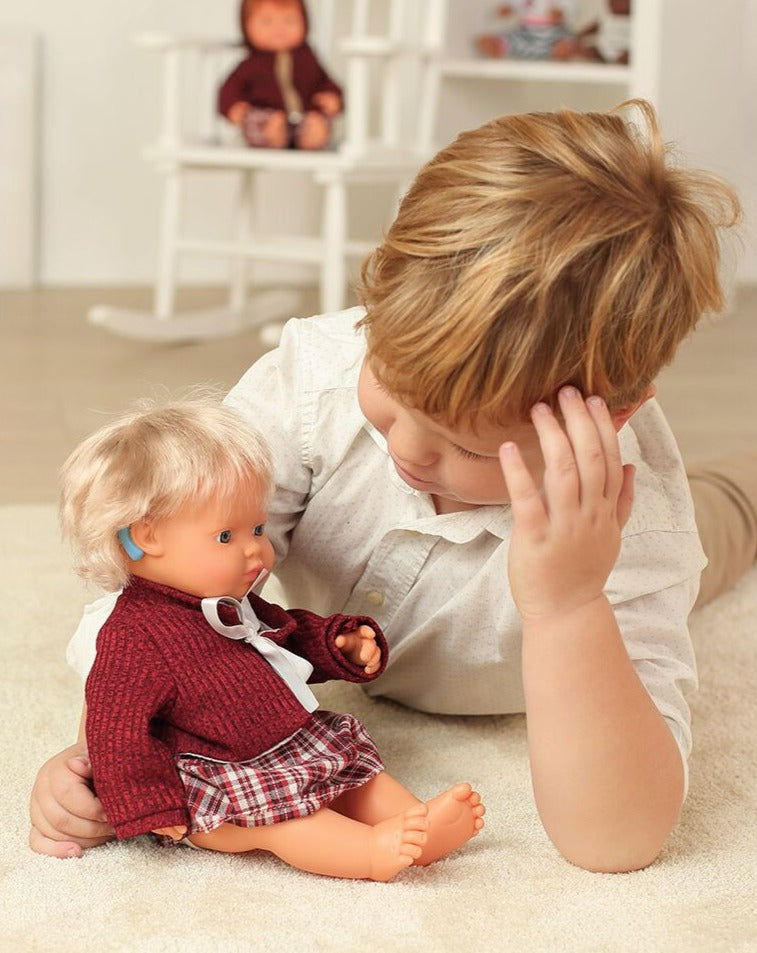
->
[[557, 388, 609, 502], [585, 395, 624, 502], [529, 402, 580, 512], [29, 827, 84, 859], [499, 441, 547, 529]]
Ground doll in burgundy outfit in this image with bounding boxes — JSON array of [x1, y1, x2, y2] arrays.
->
[[218, 0, 343, 149], [58, 398, 484, 881]]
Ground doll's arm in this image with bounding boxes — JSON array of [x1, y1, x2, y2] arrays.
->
[[85, 629, 190, 839], [311, 90, 341, 116], [334, 625, 382, 675], [226, 101, 251, 125], [283, 606, 388, 683]]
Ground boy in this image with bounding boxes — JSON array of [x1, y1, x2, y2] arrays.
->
[[30, 100, 752, 872]]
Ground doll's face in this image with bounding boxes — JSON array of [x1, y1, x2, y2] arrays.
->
[[245, 0, 305, 52], [133, 481, 275, 599]]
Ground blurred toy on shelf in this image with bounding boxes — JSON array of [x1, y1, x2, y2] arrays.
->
[[475, 1, 575, 60], [218, 0, 343, 150], [552, 0, 631, 64]]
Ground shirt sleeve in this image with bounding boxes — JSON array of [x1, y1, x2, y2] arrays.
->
[[66, 590, 121, 680]]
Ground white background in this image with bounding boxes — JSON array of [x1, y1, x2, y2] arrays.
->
[[2, 0, 756, 288]]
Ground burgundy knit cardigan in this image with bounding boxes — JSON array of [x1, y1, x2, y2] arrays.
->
[[85, 576, 386, 839]]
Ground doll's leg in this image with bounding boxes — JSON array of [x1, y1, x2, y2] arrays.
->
[[187, 805, 428, 881], [332, 773, 485, 867], [242, 108, 288, 148], [296, 112, 331, 150], [329, 770, 422, 822]]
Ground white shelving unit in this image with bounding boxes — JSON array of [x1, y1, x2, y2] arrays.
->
[[419, 0, 746, 199]]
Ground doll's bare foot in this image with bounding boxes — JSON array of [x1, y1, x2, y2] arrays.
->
[[368, 804, 428, 881], [297, 112, 330, 150], [263, 110, 288, 148], [416, 783, 485, 867]]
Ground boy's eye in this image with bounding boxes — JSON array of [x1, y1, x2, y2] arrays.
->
[[217, 530, 232, 544], [253, 524, 265, 537], [453, 444, 485, 462]]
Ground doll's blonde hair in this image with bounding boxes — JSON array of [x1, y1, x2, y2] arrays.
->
[[59, 397, 273, 591], [358, 99, 741, 425]]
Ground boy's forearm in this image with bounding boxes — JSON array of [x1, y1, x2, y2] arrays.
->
[[522, 596, 684, 873]]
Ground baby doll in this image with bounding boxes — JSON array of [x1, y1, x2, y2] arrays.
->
[[59, 398, 484, 881], [476, 1, 574, 60], [218, 0, 343, 149], [552, 0, 631, 64]]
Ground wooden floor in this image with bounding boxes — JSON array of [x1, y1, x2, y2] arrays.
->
[[1, 284, 756, 505]]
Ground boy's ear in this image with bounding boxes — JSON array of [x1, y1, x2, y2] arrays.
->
[[129, 519, 164, 557], [610, 383, 657, 432]]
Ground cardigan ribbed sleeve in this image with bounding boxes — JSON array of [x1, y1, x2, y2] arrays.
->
[[85, 626, 190, 840]]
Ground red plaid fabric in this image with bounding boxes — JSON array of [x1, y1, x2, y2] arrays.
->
[[175, 710, 385, 834]]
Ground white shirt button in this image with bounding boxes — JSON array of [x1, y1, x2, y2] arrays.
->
[[365, 590, 385, 606]]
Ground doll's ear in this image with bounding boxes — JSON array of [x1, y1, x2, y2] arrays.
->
[[128, 519, 165, 557]]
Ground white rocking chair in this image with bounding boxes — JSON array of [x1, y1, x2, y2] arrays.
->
[[89, 0, 447, 342]]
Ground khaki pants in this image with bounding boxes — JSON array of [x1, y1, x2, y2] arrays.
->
[[688, 451, 757, 608]]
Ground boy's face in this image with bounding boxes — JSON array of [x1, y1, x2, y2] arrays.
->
[[358, 360, 546, 513], [246, 1, 305, 52]]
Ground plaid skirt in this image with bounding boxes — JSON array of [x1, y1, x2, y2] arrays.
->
[[174, 710, 384, 835]]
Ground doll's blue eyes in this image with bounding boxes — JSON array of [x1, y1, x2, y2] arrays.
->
[[216, 526, 264, 543]]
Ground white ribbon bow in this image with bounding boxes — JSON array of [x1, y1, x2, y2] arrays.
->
[[201, 590, 318, 713]]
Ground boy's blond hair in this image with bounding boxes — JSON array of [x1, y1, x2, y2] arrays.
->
[[59, 398, 272, 591], [358, 100, 741, 425]]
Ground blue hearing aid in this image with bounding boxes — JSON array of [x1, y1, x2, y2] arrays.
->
[[117, 526, 145, 560]]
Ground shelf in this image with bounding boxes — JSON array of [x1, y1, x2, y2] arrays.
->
[[438, 57, 632, 86]]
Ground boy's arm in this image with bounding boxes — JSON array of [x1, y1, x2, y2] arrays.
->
[[500, 387, 684, 873], [28, 702, 115, 857]]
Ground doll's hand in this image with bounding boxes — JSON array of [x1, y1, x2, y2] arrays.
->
[[336, 625, 382, 675], [227, 101, 250, 125], [312, 90, 341, 116], [499, 386, 635, 622], [153, 825, 187, 841]]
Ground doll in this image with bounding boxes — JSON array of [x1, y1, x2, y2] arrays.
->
[[218, 0, 343, 150], [551, 0, 631, 64], [476, 1, 574, 60], [59, 398, 484, 881]]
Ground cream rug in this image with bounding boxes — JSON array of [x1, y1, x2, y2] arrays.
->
[[2, 504, 755, 953]]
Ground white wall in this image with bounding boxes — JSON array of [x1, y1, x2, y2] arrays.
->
[[1, 0, 240, 285], [2, 0, 756, 286]]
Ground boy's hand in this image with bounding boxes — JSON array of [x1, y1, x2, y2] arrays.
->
[[29, 745, 114, 857], [335, 625, 382, 675], [499, 386, 635, 621]]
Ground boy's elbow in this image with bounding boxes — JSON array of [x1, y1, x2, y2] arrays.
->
[[546, 805, 682, 873], [557, 839, 665, 874], [553, 807, 683, 872]]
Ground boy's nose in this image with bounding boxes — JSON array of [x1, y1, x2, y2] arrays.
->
[[388, 421, 438, 467]]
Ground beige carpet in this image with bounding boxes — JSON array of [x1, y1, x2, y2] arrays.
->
[[2, 504, 756, 953]]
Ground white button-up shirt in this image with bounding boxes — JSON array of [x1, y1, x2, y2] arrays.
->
[[68, 308, 705, 773]]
